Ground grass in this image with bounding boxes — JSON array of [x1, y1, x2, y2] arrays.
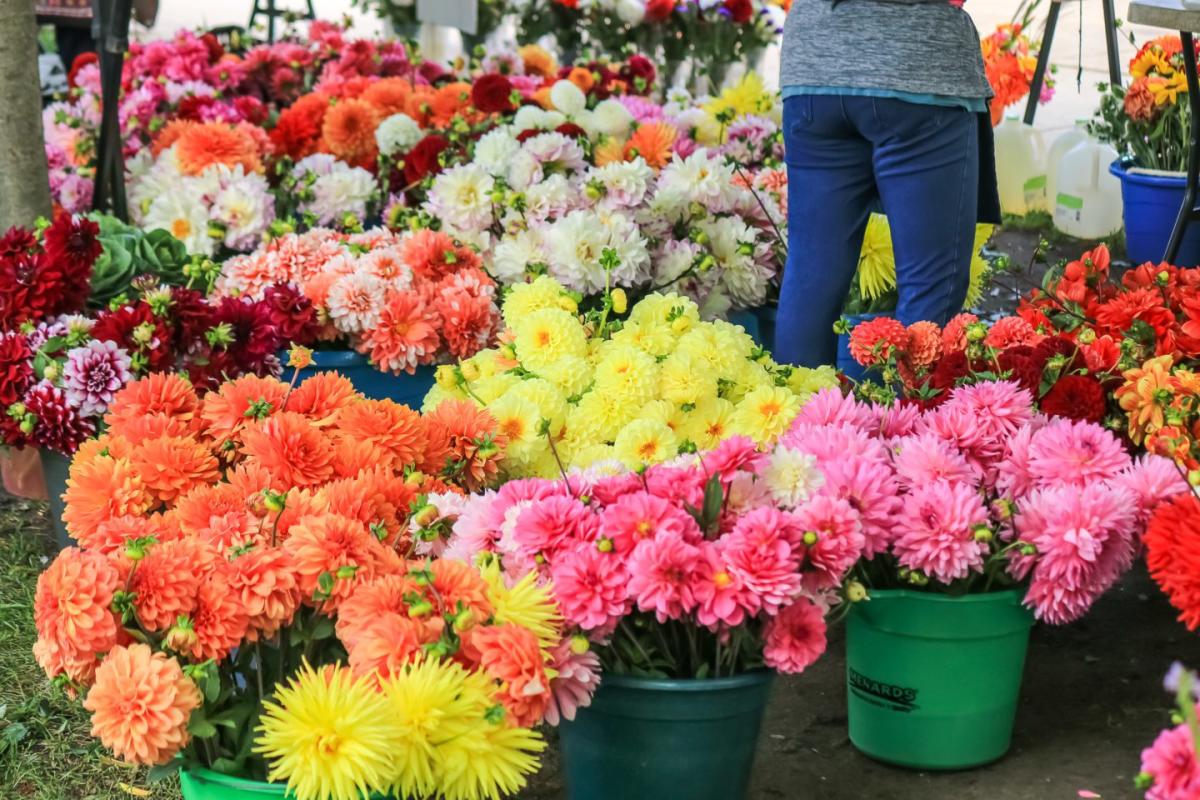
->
[[0, 496, 180, 800]]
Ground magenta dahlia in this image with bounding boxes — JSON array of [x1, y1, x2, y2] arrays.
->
[[23, 380, 96, 454]]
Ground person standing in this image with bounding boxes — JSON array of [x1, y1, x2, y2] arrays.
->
[[775, 0, 1000, 368]]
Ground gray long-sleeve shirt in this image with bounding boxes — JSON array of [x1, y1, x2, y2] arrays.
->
[[779, 0, 992, 100]]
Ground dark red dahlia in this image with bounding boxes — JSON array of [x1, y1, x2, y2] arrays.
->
[[619, 55, 656, 93], [0, 227, 37, 260], [91, 302, 175, 372], [40, 212, 100, 314], [723, 0, 753, 23], [200, 32, 225, 63], [233, 95, 268, 126], [0, 331, 33, 407], [23, 380, 96, 455], [209, 295, 283, 375], [1040, 374, 1107, 423], [471, 74, 516, 115], [928, 350, 974, 394], [403, 135, 450, 185], [996, 345, 1041, 395], [555, 123, 587, 139], [259, 283, 320, 346], [1031, 335, 1085, 375], [169, 287, 217, 353]]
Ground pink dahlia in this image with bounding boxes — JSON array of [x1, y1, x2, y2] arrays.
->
[[870, 400, 921, 439], [61, 339, 134, 417], [627, 532, 701, 623], [360, 290, 442, 374], [1018, 483, 1138, 624], [994, 423, 1040, 499], [513, 495, 598, 560], [892, 479, 989, 584], [816, 458, 902, 558], [782, 422, 889, 468], [1116, 455, 1189, 522], [1141, 719, 1200, 800], [700, 435, 767, 481], [792, 494, 865, 592], [721, 513, 803, 616], [691, 541, 754, 628], [24, 380, 96, 454], [891, 433, 976, 489], [543, 637, 601, 726], [762, 599, 827, 674], [599, 491, 700, 554], [548, 544, 630, 634], [941, 381, 1035, 444], [1025, 417, 1131, 489], [788, 387, 874, 432], [643, 463, 706, 510], [582, 471, 643, 506]]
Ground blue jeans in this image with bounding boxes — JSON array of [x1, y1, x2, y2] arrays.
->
[[776, 95, 979, 368]]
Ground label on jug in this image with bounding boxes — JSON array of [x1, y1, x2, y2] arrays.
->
[[1055, 192, 1084, 225], [1023, 174, 1046, 208]]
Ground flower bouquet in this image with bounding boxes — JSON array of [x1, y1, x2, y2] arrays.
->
[[33, 369, 577, 799], [422, 275, 837, 478], [440, 432, 859, 798], [982, 15, 1054, 126], [784, 382, 1185, 768]]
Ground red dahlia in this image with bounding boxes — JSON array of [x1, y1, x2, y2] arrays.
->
[[1145, 493, 1200, 631], [23, 380, 96, 455], [0, 331, 33, 407], [1039, 375, 1107, 423], [471, 74, 516, 115], [403, 135, 450, 185]]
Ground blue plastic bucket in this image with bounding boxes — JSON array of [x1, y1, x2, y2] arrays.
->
[[1110, 160, 1200, 267], [284, 350, 436, 409]]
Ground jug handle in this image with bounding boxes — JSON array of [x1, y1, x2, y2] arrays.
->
[[1031, 128, 1047, 160]]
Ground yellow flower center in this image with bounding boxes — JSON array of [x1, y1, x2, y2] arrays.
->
[[170, 218, 192, 239], [316, 732, 342, 757], [714, 571, 732, 589]]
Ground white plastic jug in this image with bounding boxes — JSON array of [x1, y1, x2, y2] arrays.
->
[[994, 116, 1048, 215], [1052, 138, 1123, 239], [1046, 120, 1090, 214]]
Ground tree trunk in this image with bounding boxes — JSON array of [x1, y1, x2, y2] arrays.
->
[[0, 0, 52, 230]]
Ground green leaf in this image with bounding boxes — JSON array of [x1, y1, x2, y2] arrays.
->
[[311, 615, 335, 641], [188, 716, 218, 739], [694, 662, 711, 680], [146, 761, 182, 783], [700, 472, 724, 534]]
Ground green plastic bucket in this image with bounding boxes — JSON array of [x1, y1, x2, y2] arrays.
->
[[559, 670, 774, 800], [846, 589, 1035, 770], [180, 767, 396, 799]]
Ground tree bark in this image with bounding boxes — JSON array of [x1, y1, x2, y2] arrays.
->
[[0, 0, 53, 231]]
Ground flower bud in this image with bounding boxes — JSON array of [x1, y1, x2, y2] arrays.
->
[[570, 634, 591, 655], [412, 504, 439, 529], [263, 490, 287, 514], [164, 617, 198, 653], [846, 580, 868, 603], [973, 525, 993, 543], [408, 599, 434, 617], [610, 288, 628, 315], [287, 345, 314, 370], [965, 322, 987, 343], [42, 363, 59, 382], [1077, 327, 1096, 345], [802, 531, 819, 546], [596, 537, 614, 553]]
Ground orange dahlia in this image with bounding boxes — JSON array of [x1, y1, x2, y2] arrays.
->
[[104, 373, 199, 439], [430, 559, 494, 623], [228, 547, 301, 640], [82, 644, 200, 765], [128, 539, 216, 633], [191, 510, 262, 551], [359, 291, 442, 376], [63, 455, 153, 544], [333, 399, 426, 468], [420, 399, 505, 492], [566, 66, 596, 93], [429, 82, 474, 127], [284, 372, 358, 428], [240, 411, 337, 489], [130, 434, 220, 504], [624, 122, 678, 170], [345, 614, 426, 681], [33, 548, 122, 682], [321, 98, 380, 166], [401, 229, 481, 280], [593, 137, 626, 167], [360, 77, 414, 118], [320, 466, 403, 539], [151, 119, 197, 157], [331, 437, 385, 479], [985, 316, 1042, 349], [173, 482, 251, 538], [82, 513, 180, 556], [282, 513, 387, 610], [848, 316, 908, 367], [183, 570, 250, 662], [906, 321, 944, 369], [273, 487, 333, 541], [519, 45, 557, 79], [174, 122, 263, 176], [1116, 355, 1176, 444], [200, 374, 289, 447], [469, 623, 550, 727], [335, 574, 422, 649]]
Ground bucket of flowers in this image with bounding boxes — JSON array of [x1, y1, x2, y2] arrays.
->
[[217, 227, 502, 406], [782, 383, 1187, 769], [1093, 35, 1200, 265], [438, 431, 859, 800], [33, 365, 581, 799]]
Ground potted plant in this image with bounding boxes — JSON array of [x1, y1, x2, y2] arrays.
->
[[440, 424, 862, 799], [778, 380, 1186, 769], [33, 367, 576, 799], [1093, 35, 1200, 265]]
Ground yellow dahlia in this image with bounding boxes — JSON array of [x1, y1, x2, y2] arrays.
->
[[613, 418, 678, 469], [731, 385, 802, 444], [513, 308, 588, 369]]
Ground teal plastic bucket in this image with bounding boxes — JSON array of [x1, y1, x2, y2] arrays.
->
[[846, 589, 1034, 770], [559, 670, 774, 800], [283, 350, 435, 409], [39, 449, 72, 551], [726, 308, 763, 344]]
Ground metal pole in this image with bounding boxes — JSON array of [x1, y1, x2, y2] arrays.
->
[[1101, 0, 1122, 88], [1023, 0, 1060, 125], [91, 0, 133, 220]]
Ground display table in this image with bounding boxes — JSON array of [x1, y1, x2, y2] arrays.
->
[[1129, 0, 1200, 263]]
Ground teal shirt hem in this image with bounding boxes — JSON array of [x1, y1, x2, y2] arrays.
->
[[782, 85, 988, 114]]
